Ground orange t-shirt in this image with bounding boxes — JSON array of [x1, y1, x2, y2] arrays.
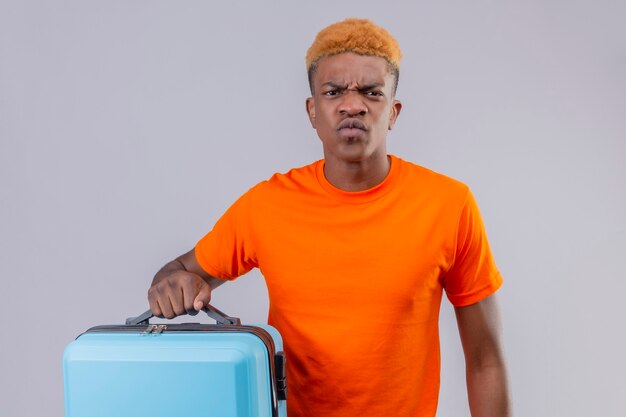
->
[[195, 155, 502, 417]]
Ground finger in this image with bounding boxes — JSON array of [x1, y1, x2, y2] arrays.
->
[[153, 281, 176, 319], [159, 275, 186, 317], [193, 283, 212, 311], [169, 288, 186, 317], [148, 287, 162, 318], [158, 296, 175, 319], [181, 279, 198, 315]]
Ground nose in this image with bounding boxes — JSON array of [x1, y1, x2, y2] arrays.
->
[[338, 89, 367, 117]]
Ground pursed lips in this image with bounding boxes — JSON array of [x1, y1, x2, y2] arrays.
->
[[336, 118, 368, 131]]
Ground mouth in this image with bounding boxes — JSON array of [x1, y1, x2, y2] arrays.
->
[[336, 118, 368, 132], [336, 118, 368, 139]]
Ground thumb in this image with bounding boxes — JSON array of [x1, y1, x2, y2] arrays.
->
[[193, 283, 212, 311]]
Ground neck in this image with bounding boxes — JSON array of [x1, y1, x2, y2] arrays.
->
[[323, 154, 391, 192]]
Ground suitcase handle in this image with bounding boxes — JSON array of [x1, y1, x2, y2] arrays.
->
[[125, 304, 241, 326]]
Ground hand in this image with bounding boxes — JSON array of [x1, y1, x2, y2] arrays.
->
[[147, 271, 212, 319]]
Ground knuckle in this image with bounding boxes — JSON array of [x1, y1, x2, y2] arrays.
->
[[165, 277, 178, 288], [181, 273, 195, 286]]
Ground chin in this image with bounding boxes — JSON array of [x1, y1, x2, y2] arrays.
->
[[332, 147, 375, 163]]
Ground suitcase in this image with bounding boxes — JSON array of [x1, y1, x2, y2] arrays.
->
[[63, 305, 287, 417]]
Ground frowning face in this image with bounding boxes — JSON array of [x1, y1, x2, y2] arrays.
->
[[306, 52, 402, 165]]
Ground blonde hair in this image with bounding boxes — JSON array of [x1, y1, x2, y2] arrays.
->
[[306, 18, 402, 93]]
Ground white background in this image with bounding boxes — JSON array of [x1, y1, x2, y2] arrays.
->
[[1, 1, 625, 416]]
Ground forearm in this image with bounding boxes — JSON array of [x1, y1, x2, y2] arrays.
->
[[151, 250, 226, 290], [455, 295, 512, 417], [466, 361, 511, 417]]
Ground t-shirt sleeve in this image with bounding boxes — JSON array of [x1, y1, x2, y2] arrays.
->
[[194, 190, 259, 280], [443, 189, 503, 307]]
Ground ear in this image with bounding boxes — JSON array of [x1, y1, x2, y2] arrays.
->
[[388, 99, 402, 130], [306, 97, 316, 128]]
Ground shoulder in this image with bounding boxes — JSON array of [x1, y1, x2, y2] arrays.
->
[[392, 155, 469, 200], [236, 160, 323, 209], [249, 160, 322, 194]]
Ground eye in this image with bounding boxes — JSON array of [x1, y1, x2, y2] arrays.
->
[[364, 90, 383, 97], [323, 90, 339, 96]]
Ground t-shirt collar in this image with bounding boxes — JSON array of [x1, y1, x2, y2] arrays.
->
[[315, 154, 403, 204]]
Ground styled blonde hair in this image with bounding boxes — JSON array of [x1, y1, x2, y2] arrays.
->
[[306, 18, 402, 71], [306, 18, 402, 94]]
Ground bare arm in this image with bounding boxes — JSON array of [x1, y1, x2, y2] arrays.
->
[[454, 294, 512, 417], [148, 249, 226, 319]]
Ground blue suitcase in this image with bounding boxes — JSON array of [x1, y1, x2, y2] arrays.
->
[[63, 305, 287, 417]]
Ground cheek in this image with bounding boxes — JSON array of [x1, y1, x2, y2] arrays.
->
[[316, 112, 335, 131], [373, 110, 392, 129]]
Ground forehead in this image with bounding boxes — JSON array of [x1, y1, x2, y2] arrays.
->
[[313, 52, 393, 88]]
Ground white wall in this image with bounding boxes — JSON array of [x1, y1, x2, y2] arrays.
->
[[1, 1, 625, 416]]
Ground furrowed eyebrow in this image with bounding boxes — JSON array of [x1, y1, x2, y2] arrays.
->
[[358, 83, 384, 91], [320, 82, 385, 91], [321, 82, 346, 89]]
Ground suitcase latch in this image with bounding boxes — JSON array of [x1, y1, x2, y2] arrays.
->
[[142, 324, 167, 335], [275, 351, 287, 401]]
